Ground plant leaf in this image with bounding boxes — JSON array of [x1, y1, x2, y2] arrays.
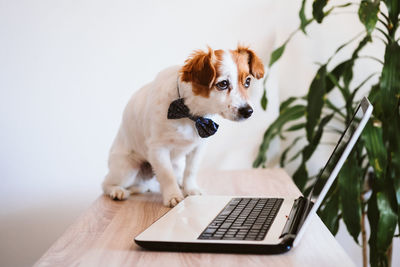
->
[[293, 113, 333, 191], [312, 0, 328, 23], [388, 116, 400, 229], [311, 170, 334, 198], [362, 121, 387, 179], [384, 0, 400, 23], [368, 180, 398, 267], [261, 89, 268, 110], [280, 136, 303, 167], [293, 162, 308, 190], [299, 0, 309, 34], [351, 33, 371, 60], [306, 65, 327, 142], [325, 61, 349, 94], [376, 190, 397, 255], [350, 72, 379, 101], [341, 36, 371, 117], [326, 32, 365, 66], [368, 83, 383, 117], [382, 109, 400, 230], [253, 105, 305, 167], [285, 122, 306, 132], [324, 34, 371, 100], [338, 152, 362, 244], [358, 0, 380, 34], [379, 42, 400, 119], [318, 191, 340, 235], [368, 191, 380, 267], [280, 96, 298, 113], [325, 99, 346, 119], [327, 71, 346, 94], [268, 44, 286, 67], [287, 149, 303, 165], [303, 113, 334, 160]]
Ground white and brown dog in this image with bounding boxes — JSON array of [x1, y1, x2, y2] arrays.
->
[[102, 46, 265, 207]]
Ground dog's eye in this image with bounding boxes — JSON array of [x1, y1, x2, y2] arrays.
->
[[244, 77, 251, 88], [216, 80, 229, 90]]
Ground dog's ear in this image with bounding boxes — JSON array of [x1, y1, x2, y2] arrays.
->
[[181, 47, 216, 89], [236, 46, 265, 79]]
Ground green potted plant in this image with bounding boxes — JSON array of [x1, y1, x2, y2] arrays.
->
[[253, 1, 399, 266]]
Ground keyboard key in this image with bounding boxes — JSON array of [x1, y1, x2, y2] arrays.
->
[[220, 222, 232, 229], [203, 228, 217, 234]]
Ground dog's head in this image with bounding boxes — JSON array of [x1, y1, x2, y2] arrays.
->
[[180, 46, 264, 121]]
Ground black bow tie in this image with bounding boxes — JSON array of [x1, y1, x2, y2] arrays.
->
[[167, 98, 219, 138]]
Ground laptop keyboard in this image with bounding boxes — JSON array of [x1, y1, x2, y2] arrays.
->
[[198, 198, 283, 241]]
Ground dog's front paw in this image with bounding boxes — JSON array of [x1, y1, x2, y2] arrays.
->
[[109, 186, 130, 200], [163, 190, 184, 207], [166, 196, 184, 207], [183, 186, 203, 197]]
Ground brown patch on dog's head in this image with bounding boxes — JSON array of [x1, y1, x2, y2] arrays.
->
[[229, 46, 264, 100], [230, 49, 250, 99], [180, 47, 221, 98], [234, 46, 265, 79]]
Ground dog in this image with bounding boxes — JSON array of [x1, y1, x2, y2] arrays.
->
[[102, 46, 265, 207]]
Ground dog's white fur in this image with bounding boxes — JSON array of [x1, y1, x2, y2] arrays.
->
[[102, 47, 264, 207]]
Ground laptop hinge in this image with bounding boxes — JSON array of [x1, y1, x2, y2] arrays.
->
[[279, 196, 314, 238]]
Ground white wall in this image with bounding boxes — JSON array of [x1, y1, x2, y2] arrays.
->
[[0, 1, 280, 266], [1, 0, 398, 266]]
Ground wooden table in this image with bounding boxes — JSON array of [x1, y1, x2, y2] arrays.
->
[[35, 169, 355, 267]]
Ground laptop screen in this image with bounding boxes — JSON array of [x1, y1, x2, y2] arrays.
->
[[307, 104, 364, 202], [292, 97, 372, 247]]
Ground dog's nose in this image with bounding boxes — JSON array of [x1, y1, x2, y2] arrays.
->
[[238, 105, 253, 119]]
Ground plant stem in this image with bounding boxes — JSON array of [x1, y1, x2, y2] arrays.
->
[[386, 242, 393, 267], [376, 27, 391, 42], [378, 18, 388, 28], [372, 34, 388, 45], [379, 11, 390, 25], [361, 201, 367, 267]]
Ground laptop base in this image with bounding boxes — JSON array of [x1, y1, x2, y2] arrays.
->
[[135, 237, 294, 254]]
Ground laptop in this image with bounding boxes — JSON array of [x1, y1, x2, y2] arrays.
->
[[134, 97, 373, 254]]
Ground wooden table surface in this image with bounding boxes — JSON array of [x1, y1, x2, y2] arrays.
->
[[35, 169, 355, 267]]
